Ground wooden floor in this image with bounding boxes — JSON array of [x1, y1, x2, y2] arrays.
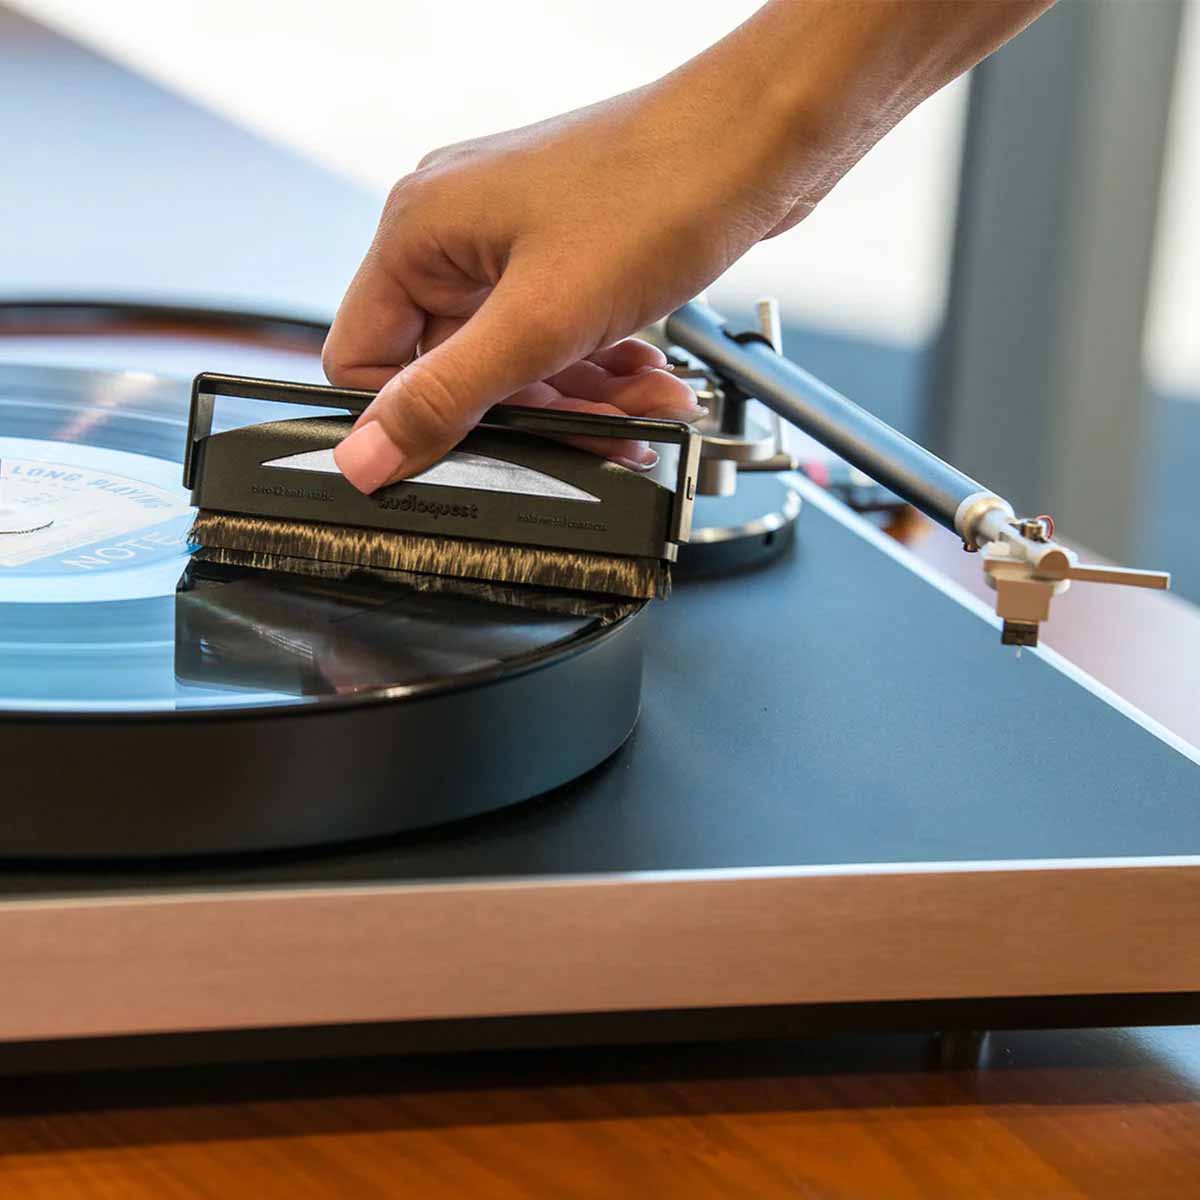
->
[[2, 1029, 1200, 1197]]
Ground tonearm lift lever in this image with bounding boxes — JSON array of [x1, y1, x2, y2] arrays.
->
[[663, 300, 1170, 647]]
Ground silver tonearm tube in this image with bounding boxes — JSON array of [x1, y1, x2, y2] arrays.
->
[[664, 300, 1170, 647]]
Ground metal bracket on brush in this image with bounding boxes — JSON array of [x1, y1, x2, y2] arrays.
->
[[184, 374, 376, 491], [186, 372, 702, 546], [663, 301, 1170, 646]]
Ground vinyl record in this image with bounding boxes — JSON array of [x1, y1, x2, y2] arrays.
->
[[0, 332, 643, 857]]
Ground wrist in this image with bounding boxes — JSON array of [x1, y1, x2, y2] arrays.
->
[[681, 0, 1053, 210], [665, 2, 900, 215]]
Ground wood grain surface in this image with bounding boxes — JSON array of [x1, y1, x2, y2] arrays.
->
[[2, 1029, 1200, 1198]]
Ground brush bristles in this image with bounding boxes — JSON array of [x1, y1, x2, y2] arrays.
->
[[191, 547, 642, 624], [190, 511, 670, 600]]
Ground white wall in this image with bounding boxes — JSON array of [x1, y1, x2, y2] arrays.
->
[[1145, 0, 1200, 398], [11, 0, 967, 347]]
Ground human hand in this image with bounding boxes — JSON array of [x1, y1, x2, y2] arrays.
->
[[323, 40, 816, 490], [324, 0, 1053, 492]]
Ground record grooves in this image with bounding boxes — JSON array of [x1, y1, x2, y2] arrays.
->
[[1, 351, 643, 858]]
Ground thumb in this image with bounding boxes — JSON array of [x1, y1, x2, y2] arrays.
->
[[333, 271, 587, 492]]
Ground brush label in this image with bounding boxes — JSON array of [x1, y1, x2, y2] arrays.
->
[[378, 492, 480, 521], [251, 481, 335, 503], [516, 511, 608, 533]]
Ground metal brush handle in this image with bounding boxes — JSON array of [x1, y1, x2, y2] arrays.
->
[[480, 405, 693, 447], [185, 374, 372, 487], [664, 302, 985, 534], [186, 373, 702, 542]]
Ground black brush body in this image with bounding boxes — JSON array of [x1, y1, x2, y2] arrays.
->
[[185, 374, 700, 601]]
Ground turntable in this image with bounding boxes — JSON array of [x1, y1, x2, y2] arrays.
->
[[2, 300, 1200, 1069]]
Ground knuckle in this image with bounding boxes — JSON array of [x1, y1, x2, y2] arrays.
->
[[415, 147, 445, 172], [383, 172, 427, 221], [321, 337, 351, 385], [416, 137, 475, 173]]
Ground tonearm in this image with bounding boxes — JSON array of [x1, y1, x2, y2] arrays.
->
[[662, 300, 1169, 647]]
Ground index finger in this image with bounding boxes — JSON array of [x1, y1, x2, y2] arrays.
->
[[322, 252, 425, 391]]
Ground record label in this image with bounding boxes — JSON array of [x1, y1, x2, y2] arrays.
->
[[0, 446, 191, 573]]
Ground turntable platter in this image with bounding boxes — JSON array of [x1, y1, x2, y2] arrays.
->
[[0, 312, 643, 857]]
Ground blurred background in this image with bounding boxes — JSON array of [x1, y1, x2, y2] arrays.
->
[[3, 0, 1198, 597]]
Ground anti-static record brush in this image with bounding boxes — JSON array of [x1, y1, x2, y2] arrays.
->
[[184, 373, 701, 600]]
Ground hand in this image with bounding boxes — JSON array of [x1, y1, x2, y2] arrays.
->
[[323, 42, 814, 490], [323, 0, 1053, 492]]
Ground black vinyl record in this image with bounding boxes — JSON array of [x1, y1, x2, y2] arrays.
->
[[0, 350, 643, 857]]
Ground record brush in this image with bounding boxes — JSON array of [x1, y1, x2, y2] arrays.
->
[[184, 373, 702, 602]]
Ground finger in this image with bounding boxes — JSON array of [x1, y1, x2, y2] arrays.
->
[[587, 338, 667, 374], [322, 253, 426, 391], [502, 390, 658, 468], [418, 312, 468, 357], [593, 368, 703, 417], [543, 360, 610, 398], [551, 364, 704, 418], [333, 268, 590, 492]]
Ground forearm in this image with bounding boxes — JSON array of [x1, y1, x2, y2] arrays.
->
[[669, 0, 1055, 214]]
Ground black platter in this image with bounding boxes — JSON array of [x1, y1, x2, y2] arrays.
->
[[0, 358, 644, 857]]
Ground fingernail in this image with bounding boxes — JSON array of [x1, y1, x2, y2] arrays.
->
[[647, 404, 709, 424], [333, 420, 405, 493], [614, 449, 659, 472]]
